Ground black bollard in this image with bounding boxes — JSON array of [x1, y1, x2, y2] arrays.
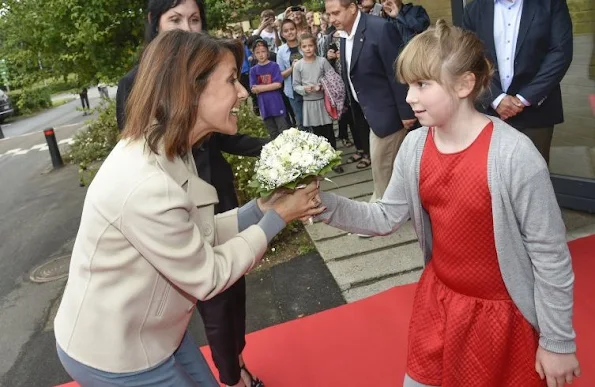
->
[[44, 128, 64, 169]]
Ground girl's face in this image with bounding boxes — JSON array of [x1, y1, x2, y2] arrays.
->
[[192, 52, 248, 144], [158, 0, 202, 33], [291, 11, 305, 26], [282, 23, 297, 42], [406, 80, 457, 128], [300, 38, 316, 58]]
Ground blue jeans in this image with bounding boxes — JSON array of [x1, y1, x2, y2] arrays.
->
[[288, 96, 303, 130], [56, 331, 219, 387]]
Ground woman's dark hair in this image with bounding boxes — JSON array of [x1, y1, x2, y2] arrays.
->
[[145, 0, 208, 44], [122, 30, 243, 159]]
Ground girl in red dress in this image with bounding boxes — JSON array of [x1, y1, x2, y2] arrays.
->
[[317, 20, 581, 387]]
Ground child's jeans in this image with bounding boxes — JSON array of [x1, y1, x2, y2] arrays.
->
[[264, 115, 290, 139], [56, 330, 219, 387]]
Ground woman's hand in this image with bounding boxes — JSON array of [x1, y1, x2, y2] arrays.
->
[[258, 181, 324, 223]]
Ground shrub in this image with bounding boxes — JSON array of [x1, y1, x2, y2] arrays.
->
[[8, 86, 52, 115], [223, 103, 269, 205], [64, 98, 119, 186]]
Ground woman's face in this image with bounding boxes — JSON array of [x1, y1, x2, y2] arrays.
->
[[290, 11, 305, 26], [191, 51, 248, 144], [158, 0, 203, 33]]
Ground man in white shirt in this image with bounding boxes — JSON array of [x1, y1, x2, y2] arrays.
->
[[463, 0, 573, 164], [326, 0, 415, 206]]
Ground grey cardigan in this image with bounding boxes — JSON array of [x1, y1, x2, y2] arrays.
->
[[319, 116, 576, 354]]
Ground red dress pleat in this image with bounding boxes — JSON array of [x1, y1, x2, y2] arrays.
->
[[406, 122, 545, 387]]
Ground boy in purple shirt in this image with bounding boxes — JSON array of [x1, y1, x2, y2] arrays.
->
[[250, 39, 289, 139]]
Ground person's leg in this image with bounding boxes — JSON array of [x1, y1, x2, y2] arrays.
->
[[79, 95, 85, 109], [288, 97, 304, 130], [196, 281, 244, 386], [369, 129, 406, 202], [322, 123, 337, 149], [57, 337, 215, 387], [282, 93, 295, 126], [517, 126, 554, 165], [173, 331, 220, 386], [275, 115, 290, 136], [404, 374, 440, 387], [263, 117, 279, 139], [350, 101, 371, 167]]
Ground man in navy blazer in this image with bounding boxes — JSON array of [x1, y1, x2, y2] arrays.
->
[[326, 0, 416, 203], [463, 0, 573, 164]]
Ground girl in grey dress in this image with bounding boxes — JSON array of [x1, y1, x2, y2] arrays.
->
[[293, 33, 343, 173]]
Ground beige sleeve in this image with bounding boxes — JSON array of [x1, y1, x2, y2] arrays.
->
[[120, 173, 267, 301]]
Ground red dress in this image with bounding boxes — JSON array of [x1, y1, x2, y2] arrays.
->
[[406, 122, 545, 387]]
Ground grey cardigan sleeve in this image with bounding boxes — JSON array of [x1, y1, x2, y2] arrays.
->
[[509, 136, 576, 353], [318, 136, 412, 235]]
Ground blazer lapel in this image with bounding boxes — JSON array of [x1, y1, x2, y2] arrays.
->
[[515, 0, 537, 58], [154, 149, 218, 208], [350, 13, 366, 73]]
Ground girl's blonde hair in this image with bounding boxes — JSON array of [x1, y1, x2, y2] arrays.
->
[[396, 19, 493, 101]]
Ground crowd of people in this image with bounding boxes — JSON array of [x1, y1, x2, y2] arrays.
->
[[54, 0, 581, 386]]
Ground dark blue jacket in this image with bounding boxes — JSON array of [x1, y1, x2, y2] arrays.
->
[[386, 3, 430, 46], [463, 0, 573, 129], [340, 12, 414, 138]]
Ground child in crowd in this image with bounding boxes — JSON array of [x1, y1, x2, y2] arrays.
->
[[277, 19, 304, 129], [293, 33, 343, 174], [249, 39, 288, 139], [316, 20, 580, 386]]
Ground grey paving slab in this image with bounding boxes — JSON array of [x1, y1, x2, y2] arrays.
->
[[326, 242, 424, 290], [343, 269, 423, 303], [327, 160, 371, 178], [316, 222, 418, 262], [321, 169, 372, 191], [325, 181, 374, 198]]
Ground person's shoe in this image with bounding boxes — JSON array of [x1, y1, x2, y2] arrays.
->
[[332, 166, 344, 174], [357, 234, 373, 238]]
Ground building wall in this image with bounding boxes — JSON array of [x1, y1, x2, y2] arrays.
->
[[414, 0, 594, 34]]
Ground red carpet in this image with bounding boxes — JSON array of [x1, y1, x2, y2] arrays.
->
[[58, 235, 594, 386]]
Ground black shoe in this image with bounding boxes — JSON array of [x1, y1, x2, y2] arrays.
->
[[332, 166, 344, 174]]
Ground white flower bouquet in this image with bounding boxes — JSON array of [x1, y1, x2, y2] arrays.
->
[[249, 128, 342, 198]]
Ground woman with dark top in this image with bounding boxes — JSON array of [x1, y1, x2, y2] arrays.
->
[[115, 1, 268, 386]]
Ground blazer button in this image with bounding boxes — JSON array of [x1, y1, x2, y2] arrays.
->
[[203, 224, 212, 236]]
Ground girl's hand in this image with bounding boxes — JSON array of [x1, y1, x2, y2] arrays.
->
[[535, 347, 580, 387], [314, 84, 321, 92]]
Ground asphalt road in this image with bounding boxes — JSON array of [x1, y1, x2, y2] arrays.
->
[[1, 87, 116, 139], [0, 97, 105, 386]]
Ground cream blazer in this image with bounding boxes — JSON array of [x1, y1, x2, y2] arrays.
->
[[54, 139, 268, 373]]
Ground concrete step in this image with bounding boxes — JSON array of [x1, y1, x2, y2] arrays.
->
[[343, 269, 423, 302], [326, 160, 371, 179], [315, 222, 418, 262], [326, 181, 374, 198], [327, 241, 423, 290], [321, 169, 372, 190]]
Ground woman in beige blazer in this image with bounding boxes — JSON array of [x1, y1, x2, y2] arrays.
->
[[54, 30, 324, 387]]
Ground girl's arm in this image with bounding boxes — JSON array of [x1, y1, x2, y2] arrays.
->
[[317, 133, 412, 235], [509, 136, 576, 353], [292, 61, 307, 96]]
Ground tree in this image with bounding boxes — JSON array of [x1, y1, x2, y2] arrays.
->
[[0, 0, 265, 88]]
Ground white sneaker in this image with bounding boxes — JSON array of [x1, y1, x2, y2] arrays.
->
[[357, 233, 373, 238]]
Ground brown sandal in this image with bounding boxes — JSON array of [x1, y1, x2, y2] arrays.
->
[[347, 151, 363, 163], [356, 158, 371, 169]]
